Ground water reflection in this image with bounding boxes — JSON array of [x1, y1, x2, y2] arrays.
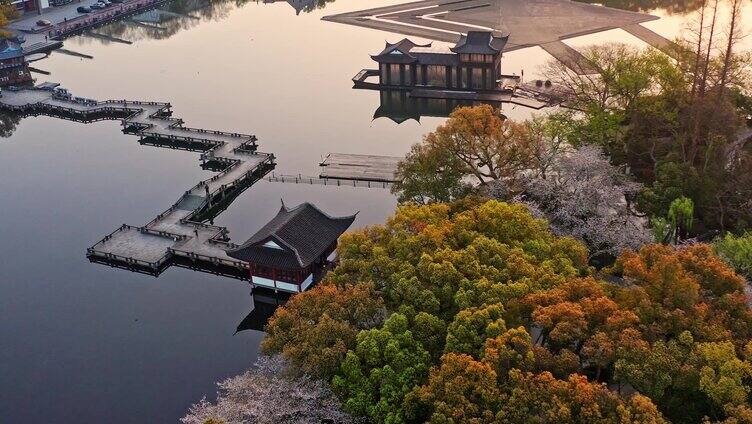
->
[[261, 0, 333, 15], [373, 90, 504, 124], [0, 110, 23, 138], [576, 0, 705, 14], [236, 289, 289, 333], [90, 0, 247, 42], [91, 0, 333, 43]]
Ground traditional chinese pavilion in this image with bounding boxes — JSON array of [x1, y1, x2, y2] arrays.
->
[[0, 38, 32, 87], [226, 202, 356, 293], [369, 30, 511, 91]]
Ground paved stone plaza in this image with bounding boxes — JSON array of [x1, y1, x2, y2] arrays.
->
[[324, 0, 672, 73]]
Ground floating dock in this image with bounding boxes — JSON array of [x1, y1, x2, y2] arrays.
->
[[0, 85, 275, 281], [319, 153, 401, 183]]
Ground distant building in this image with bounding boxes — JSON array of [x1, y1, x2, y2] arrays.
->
[[0, 39, 32, 87], [369, 31, 513, 91], [226, 202, 356, 293], [8, 0, 49, 14]]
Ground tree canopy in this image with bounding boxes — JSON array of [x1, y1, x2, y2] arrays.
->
[[261, 199, 752, 423]]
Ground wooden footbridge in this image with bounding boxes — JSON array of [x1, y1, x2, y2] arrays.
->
[[0, 85, 275, 280]]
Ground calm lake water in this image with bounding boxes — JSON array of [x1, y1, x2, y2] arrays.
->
[[0, 0, 748, 421]]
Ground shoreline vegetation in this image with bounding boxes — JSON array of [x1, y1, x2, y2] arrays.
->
[[186, 200, 752, 423], [180, 0, 752, 422]]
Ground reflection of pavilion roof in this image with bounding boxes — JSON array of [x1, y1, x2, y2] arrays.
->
[[373, 104, 420, 124], [226, 202, 356, 269], [287, 0, 317, 15], [0, 39, 24, 61], [236, 299, 283, 333], [264, 0, 318, 15]]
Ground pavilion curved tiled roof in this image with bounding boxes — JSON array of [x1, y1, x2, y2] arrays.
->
[[450, 31, 509, 54], [370, 31, 509, 66], [226, 202, 357, 269], [370, 39, 430, 64], [0, 39, 24, 61]]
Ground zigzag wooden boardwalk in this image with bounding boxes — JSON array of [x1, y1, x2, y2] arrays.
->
[[0, 86, 275, 280]]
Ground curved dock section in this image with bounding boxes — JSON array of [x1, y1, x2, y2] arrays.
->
[[0, 86, 275, 280]]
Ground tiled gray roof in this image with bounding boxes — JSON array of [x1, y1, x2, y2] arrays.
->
[[371, 39, 430, 63], [451, 31, 509, 54], [226, 202, 356, 269]]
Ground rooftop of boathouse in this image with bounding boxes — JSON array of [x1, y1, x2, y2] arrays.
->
[[227, 202, 356, 270]]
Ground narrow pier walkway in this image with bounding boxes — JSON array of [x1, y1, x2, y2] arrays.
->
[[0, 86, 275, 279]]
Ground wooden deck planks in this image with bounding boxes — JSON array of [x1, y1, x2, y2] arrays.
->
[[1, 86, 275, 280], [319, 153, 402, 183]]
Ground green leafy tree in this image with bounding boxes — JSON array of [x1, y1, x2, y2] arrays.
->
[[262, 282, 385, 379], [544, 37, 752, 234], [694, 341, 752, 412], [328, 200, 589, 322], [444, 303, 506, 357], [651, 196, 695, 244], [332, 313, 431, 423], [392, 141, 471, 204], [412, 312, 447, 360], [714, 232, 752, 280]]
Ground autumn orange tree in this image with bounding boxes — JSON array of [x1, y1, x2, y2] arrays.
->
[[392, 105, 570, 204], [261, 282, 385, 379], [262, 200, 751, 423], [520, 244, 752, 422], [0, 2, 18, 39]]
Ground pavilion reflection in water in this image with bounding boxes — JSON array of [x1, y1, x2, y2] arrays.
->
[[373, 90, 503, 124], [236, 289, 290, 333]]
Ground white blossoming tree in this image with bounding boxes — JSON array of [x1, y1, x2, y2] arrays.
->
[[182, 355, 355, 424], [504, 146, 653, 260]]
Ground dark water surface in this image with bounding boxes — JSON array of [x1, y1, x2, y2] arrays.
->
[[0, 0, 748, 422]]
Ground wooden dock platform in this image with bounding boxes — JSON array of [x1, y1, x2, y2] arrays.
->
[[0, 86, 275, 282], [319, 153, 401, 183]]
